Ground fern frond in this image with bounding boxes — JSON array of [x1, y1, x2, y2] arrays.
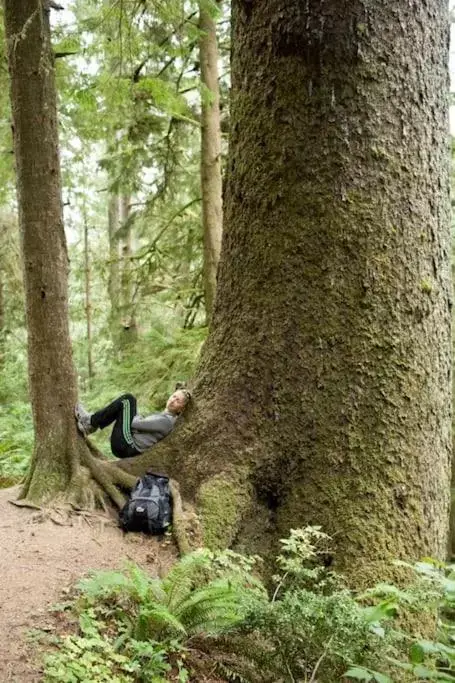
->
[[134, 604, 187, 640], [215, 661, 253, 683], [196, 634, 278, 683], [123, 564, 167, 605], [163, 549, 212, 611], [177, 582, 251, 635], [147, 577, 167, 604]]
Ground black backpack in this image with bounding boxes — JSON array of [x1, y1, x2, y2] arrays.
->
[[119, 472, 172, 534]]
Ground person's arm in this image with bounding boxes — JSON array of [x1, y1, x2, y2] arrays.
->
[[131, 413, 174, 434]]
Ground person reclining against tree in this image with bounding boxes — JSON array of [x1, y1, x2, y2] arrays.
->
[[74, 388, 191, 459]]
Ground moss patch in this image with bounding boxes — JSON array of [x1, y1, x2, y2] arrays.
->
[[197, 466, 252, 549]]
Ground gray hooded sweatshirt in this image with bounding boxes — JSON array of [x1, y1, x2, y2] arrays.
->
[[131, 411, 177, 453]]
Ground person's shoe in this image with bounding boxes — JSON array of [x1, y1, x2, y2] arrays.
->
[[74, 403, 96, 436]]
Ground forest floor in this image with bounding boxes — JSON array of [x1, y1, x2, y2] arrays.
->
[[0, 486, 177, 683]]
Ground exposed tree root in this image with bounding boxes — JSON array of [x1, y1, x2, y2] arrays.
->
[[85, 440, 109, 460], [169, 479, 203, 555], [81, 439, 196, 556], [19, 456, 36, 500], [17, 428, 196, 557], [169, 479, 189, 554], [79, 448, 128, 510], [9, 498, 42, 510], [66, 464, 109, 511]]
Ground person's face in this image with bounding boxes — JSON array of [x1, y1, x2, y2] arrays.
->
[[166, 390, 188, 414]]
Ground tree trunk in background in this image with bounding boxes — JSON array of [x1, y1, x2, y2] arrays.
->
[[122, 0, 452, 587], [107, 192, 138, 353], [83, 211, 94, 388], [3, 0, 92, 504], [450, 254, 455, 560], [118, 193, 138, 351], [107, 192, 121, 348], [199, 0, 223, 322], [0, 272, 4, 368]]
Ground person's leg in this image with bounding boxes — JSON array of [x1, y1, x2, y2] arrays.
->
[[76, 394, 140, 458], [92, 393, 140, 459], [90, 394, 134, 430]]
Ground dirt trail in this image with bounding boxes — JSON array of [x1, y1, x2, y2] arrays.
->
[[0, 486, 176, 683]]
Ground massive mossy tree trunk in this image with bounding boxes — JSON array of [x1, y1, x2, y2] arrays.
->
[[120, 0, 452, 585], [199, 0, 223, 321], [3, 0, 135, 506]]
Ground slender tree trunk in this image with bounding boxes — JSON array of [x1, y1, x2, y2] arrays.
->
[[199, 0, 223, 322], [120, 0, 452, 587], [4, 0, 78, 499], [3, 0, 106, 505], [450, 258, 455, 560], [118, 193, 138, 350], [83, 211, 93, 388], [0, 272, 4, 368], [107, 192, 121, 347], [107, 192, 138, 352]]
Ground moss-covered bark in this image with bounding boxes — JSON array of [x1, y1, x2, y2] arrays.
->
[[119, 0, 452, 586]]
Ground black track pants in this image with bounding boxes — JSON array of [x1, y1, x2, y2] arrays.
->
[[91, 393, 140, 458]]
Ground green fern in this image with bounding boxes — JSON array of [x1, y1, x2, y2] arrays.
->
[[162, 548, 213, 612], [133, 604, 187, 640], [176, 581, 253, 635], [77, 552, 262, 645], [215, 661, 253, 683], [197, 632, 279, 683]]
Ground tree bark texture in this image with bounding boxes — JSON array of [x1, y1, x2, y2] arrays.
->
[[83, 210, 93, 387], [3, 0, 91, 502], [0, 272, 4, 368], [118, 193, 138, 350], [121, 0, 452, 586], [107, 192, 121, 346], [199, 0, 223, 321]]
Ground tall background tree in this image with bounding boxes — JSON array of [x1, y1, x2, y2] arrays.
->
[[3, 0, 84, 501], [199, 0, 223, 320], [3, 0, 135, 505]]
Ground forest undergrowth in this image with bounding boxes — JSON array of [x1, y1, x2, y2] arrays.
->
[[39, 527, 455, 683]]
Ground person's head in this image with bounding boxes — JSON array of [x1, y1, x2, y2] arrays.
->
[[165, 389, 191, 415]]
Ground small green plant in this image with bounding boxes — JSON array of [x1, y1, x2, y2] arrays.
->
[[44, 593, 186, 683], [344, 666, 392, 682], [44, 630, 144, 683]]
